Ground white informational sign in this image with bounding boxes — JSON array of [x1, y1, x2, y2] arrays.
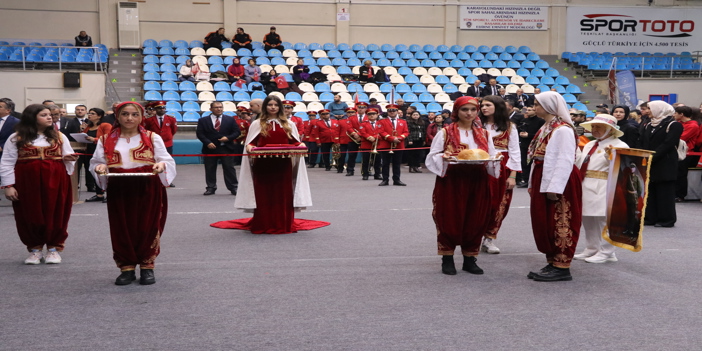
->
[[337, 8, 349, 21], [566, 7, 702, 54], [459, 6, 548, 30]]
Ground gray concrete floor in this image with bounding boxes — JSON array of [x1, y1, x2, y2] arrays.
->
[[1, 164, 701, 350]]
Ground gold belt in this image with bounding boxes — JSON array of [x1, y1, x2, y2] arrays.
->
[[585, 170, 608, 180]]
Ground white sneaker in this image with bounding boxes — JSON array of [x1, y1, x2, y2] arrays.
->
[[585, 252, 618, 264], [573, 250, 598, 260], [44, 249, 62, 264], [481, 238, 500, 254], [24, 250, 43, 265]]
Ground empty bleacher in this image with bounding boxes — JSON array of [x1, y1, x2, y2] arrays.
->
[[0, 41, 109, 70], [562, 51, 701, 78]]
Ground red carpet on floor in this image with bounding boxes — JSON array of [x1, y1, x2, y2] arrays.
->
[[210, 218, 331, 232]]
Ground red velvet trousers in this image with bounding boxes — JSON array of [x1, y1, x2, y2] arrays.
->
[[12, 159, 72, 251], [485, 153, 513, 239], [433, 164, 492, 256], [106, 166, 167, 271], [530, 161, 583, 268], [248, 157, 296, 234]]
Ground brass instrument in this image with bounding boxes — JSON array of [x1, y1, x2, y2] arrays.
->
[[347, 130, 361, 144], [368, 137, 379, 174], [389, 130, 397, 154], [331, 143, 341, 167]]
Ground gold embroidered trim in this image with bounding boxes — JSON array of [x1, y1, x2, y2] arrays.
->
[[585, 170, 608, 180]]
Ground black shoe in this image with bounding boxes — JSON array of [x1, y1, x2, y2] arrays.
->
[[337, 169, 344, 173], [393, 181, 407, 186], [325, 167, 332, 171], [362, 175, 369, 180], [115, 270, 136, 285], [414, 167, 422, 173], [409, 167, 416, 173], [308, 164, 316, 168], [102, 197, 107, 203], [442, 255, 457, 275], [231, 191, 237, 196], [462, 256, 484, 275], [346, 171, 354, 176], [374, 174, 382, 180], [532, 267, 572, 282], [139, 269, 155, 285], [517, 182, 528, 188], [654, 223, 674, 228], [85, 195, 104, 202], [527, 264, 554, 279], [169, 183, 175, 188], [643, 221, 655, 226], [378, 180, 389, 186], [203, 190, 215, 195]]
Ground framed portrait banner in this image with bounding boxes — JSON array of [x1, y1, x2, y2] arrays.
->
[[604, 148, 654, 252]]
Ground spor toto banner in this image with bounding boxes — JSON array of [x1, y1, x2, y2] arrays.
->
[[566, 7, 701, 53], [459, 6, 548, 30]]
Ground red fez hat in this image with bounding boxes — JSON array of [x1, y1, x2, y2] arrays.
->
[[345, 107, 357, 112], [318, 109, 330, 114], [386, 104, 400, 109], [282, 100, 295, 107], [366, 108, 379, 114], [355, 102, 368, 107], [307, 110, 317, 115], [153, 101, 166, 107], [236, 105, 247, 110]]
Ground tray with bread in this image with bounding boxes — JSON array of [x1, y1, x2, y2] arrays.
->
[[446, 149, 503, 164]]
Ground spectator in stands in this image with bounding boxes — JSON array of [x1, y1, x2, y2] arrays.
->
[[261, 69, 283, 94], [232, 27, 253, 50], [498, 88, 510, 102], [263, 26, 282, 52], [292, 59, 310, 84], [674, 105, 699, 202], [179, 59, 196, 82], [526, 88, 540, 107], [359, 60, 375, 84], [325, 94, 348, 116], [611, 105, 639, 149], [244, 58, 261, 84], [481, 79, 503, 97], [75, 31, 92, 47], [204, 28, 230, 50], [368, 98, 382, 113], [512, 89, 528, 109], [227, 57, 245, 83], [466, 80, 482, 98], [396, 98, 410, 116], [0, 98, 20, 159], [249, 99, 263, 120]]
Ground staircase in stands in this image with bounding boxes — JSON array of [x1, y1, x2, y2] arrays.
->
[[541, 55, 608, 111], [104, 49, 144, 106]]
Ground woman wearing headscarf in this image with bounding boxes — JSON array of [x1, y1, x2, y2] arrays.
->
[[611, 105, 639, 148], [479, 95, 521, 255], [526, 91, 583, 282], [639, 100, 682, 227], [425, 96, 499, 276], [573, 114, 628, 263], [227, 57, 245, 83], [90, 102, 176, 285], [292, 58, 310, 85]]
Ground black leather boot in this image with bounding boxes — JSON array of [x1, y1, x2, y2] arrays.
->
[[115, 270, 136, 285], [462, 256, 484, 275], [139, 269, 156, 285], [441, 255, 457, 275]]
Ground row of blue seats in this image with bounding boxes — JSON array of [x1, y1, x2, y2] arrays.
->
[[587, 62, 702, 71], [0, 45, 108, 63], [144, 39, 533, 54], [143, 58, 550, 72], [563, 51, 694, 61], [0, 41, 78, 47]]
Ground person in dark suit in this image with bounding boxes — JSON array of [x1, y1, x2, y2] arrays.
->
[[0, 98, 20, 159], [639, 101, 682, 228], [512, 88, 529, 109], [58, 109, 81, 142], [505, 100, 523, 123], [525, 88, 541, 107], [481, 79, 503, 97], [466, 80, 482, 98], [196, 101, 241, 196]]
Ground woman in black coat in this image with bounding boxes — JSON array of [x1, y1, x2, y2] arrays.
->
[[612, 105, 639, 148], [638, 101, 683, 228]]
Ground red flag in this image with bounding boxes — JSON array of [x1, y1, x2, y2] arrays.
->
[[234, 79, 246, 88], [253, 70, 259, 82], [353, 93, 359, 105], [275, 75, 289, 89], [192, 63, 199, 75]]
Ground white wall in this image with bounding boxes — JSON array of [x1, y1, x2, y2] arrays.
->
[[0, 72, 106, 112]]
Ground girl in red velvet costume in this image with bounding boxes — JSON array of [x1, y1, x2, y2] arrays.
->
[[234, 95, 312, 234], [425, 96, 499, 275], [90, 102, 176, 286], [1, 104, 77, 265]]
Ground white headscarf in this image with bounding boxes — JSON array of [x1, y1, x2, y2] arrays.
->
[[648, 100, 675, 127], [534, 91, 573, 126]]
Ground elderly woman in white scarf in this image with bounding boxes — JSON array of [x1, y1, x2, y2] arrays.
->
[[526, 91, 583, 282], [639, 101, 682, 228], [573, 114, 628, 264]]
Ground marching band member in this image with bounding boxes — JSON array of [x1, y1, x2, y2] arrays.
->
[[90, 102, 176, 285], [283, 100, 305, 141], [358, 108, 382, 180], [332, 111, 351, 173], [377, 104, 408, 186], [526, 91, 582, 282], [1, 104, 77, 265], [356, 102, 369, 121], [425, 96, 498, 275], [344, 107, 362, 176], [573, 114, 627, 263], [479, 96, 521, 254], [311, 109, 339, 171], [303, 110, 320, 167]]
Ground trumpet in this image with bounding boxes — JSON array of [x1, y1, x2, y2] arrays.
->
[[331, 143, 341, 167], [347, 130, 361, 144], [368, 137, 379, 174], [389, 130, 397, 154]]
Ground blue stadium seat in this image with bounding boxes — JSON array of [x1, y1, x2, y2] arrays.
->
[[341, 50, 355, 59], [337, 66, 352, 75], [176, 55, 190, 64], [251, 91, 267, 100], [162, 91, 179, 101], [419, 92, 435, 103], [405, 74, 420, 84], [391, 58, 406, 67], [496, 76, 510, 85], [144, 81, 161, 91], [443, 83, 458, 94], [402, 93, 418, 103], [348, 83, 363, 93], [527, 53, 540, 61], [207, 56, 223, 64], [485, 52, 499, 61], [144, 91, 162, 101], [160, 63, 177, 72], [166, 101, 182, 112], [412, 84, 427, 93], [386, 92, 401, 102], [159, 47, 174, 55], [525, 76, 540, 85], [573, 102, 588, 112], [173, 40, 188, 49], [395, 44, 408, 52], [437, 45, 449, 53], [144, 72, 160, 81], [183, 111, 200, 122], [232, 91, 249, 101], [435, 75, 449, 84], [518, 46, 532, 53], [478, 45, 490, 53], [386, 51, 399, 60], [352, 43, 365, 51], [426, 51, 440, 60], [555, 76, 570, 85], [357, 50, 370, 59], [280, 73, 294, 82], [371, 51, 385, 59], [471, 52, 485, 61], [531, 68, 545, 77], [319, 92, 335, 102], [180, 101, 198, 112], [380, 83, 394, 93], [513, 53, 527, 61], [507, 60, 521, 69], [181, 91, 198, 101], [396, 84, 411, 93], [535, 60, 550, 69], [421, 59, 435, 67], [315, 83, 331, 92], [256, 57, 271, 65], [160, 72, 177, 81], [544, 68, 559, 77], [491, 45, 504, 53], [398, 67, 412, 75], [315, 57, 330, 66], [159, 40, 173, 48], [457, 68, 472, 76], [331, 58, 346, 66], [505, 46, 518, 54], [144, 63, 159, 72], [562, 93, 578, 103], [449, 45, 462, 53], [443, 52, 457, 60], [323, 43, 336, 51], [479, 60, 492, 68], [143, 55, 159, 63], [285, 92, 302, 102], [516, 68, 530, 76], [377, 58, 391, 66], [143, 47, 158, 55], [268, 49, 282, 57], [143, 39, 157, 48], [566, 85, 583, 94], [293, 43, 307, 50], [216, 91, 233, 101], [325, 50, 340, 59], [308, 43, 322, 51], [409, 51, 424, 60], [521, 61, 535, 69], [411, 103, 426, 114], [213, 81, 231, 92], [464, 60, 478, 69], [436, 59, 449, 68], [169, 111, 183, 121], [407, 59, 420, 68], [271, 57, 286, 65], [427, 102, 442, 112], [207, 64, 223, 72], [408, 44, 421, 52], [381, 44, 394, 52], [400, 51, 414, 59], [493, 60, 507, 69], [464, 45, 477, 53], [499, 53, 513, 61], [337, 43, 350, 51]]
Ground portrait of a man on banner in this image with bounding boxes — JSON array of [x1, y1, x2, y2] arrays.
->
[[604, 148, 654, 252]]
